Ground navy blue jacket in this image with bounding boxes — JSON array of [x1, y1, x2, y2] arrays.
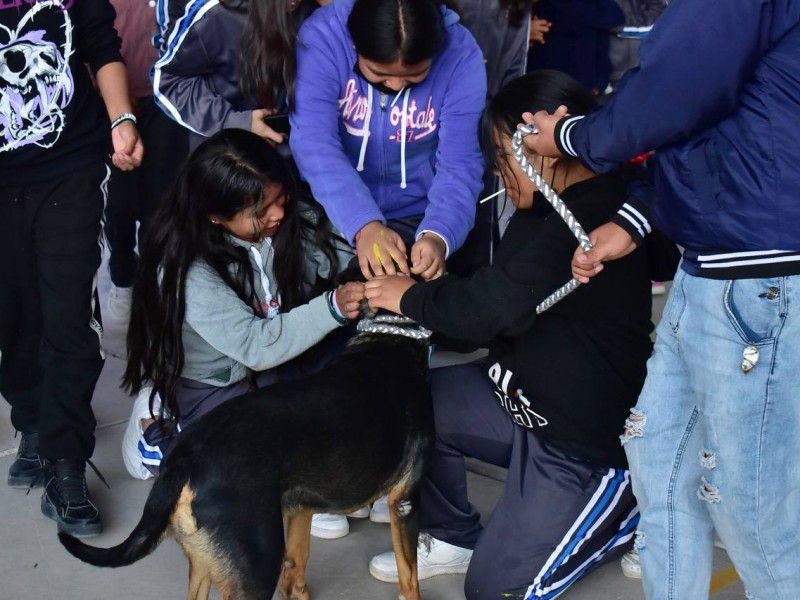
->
[[556, 0, 800, 279], [152, 0, 250, 148]]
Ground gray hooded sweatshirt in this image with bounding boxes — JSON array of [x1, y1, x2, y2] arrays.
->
[[180, 230, 341, 386]]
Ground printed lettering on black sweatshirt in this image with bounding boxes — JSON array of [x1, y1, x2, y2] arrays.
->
[[1, 0, 75, 153], [488, 362, 549, 429]]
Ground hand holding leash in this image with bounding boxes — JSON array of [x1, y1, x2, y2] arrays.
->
[[511, 123, 592, 314], [520, 105, 568, 158], [572, 222, 637, 283]]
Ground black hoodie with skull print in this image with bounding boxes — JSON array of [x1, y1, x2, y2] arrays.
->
[[0, 0, 122, 185]]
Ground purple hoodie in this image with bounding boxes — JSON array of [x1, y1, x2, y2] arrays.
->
[[289, 0, 487, 253]]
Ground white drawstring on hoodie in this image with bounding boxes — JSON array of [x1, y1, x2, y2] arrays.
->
[[356, 84, 411, 189], [398, 88, 410, 189], [356, 83, 373, 173]]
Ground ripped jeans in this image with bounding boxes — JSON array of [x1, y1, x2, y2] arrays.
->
[[623, 269, 800, 599]]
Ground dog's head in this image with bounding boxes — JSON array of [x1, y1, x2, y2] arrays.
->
[[336, 266, 430, 363]]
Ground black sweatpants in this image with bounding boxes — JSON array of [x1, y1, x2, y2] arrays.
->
[[423, 361, 639, 600], [0, 163, 108, 460]]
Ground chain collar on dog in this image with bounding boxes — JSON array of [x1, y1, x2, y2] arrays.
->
[[357, 314, 433, 340], [512, 124, 594, 314]]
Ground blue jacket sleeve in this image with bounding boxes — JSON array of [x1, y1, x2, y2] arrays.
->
[[289, 26, 384, 245], [612, 176, 655, 244], [417, 35, 487, 253], [152, 5, 251, 136], [559, 0, 776, 172]]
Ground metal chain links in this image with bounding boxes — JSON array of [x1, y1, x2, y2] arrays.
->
[[357, 313, 433, 340], [511, 124, 593, 314]]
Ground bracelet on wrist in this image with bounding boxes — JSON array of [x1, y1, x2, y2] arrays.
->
[[111, 113, 137, 130], [326, 290, 349, 326]]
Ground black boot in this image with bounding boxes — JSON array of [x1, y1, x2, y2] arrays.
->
[[41, 459, 103, 537], [8, 432, 44, 488]]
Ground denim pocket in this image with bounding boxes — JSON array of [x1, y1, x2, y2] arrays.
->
[[723, 277, 787, 344]]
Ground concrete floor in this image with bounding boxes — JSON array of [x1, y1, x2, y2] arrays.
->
[[0, 254, 747, 600]]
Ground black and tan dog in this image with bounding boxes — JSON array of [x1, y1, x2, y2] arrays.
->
[[59, 313, 433, 600]]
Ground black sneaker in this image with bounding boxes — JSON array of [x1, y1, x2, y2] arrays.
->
[[41, 459, 103, 537], [8, 432, 44, 488]]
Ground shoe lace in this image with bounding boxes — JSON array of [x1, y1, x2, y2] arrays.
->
[[54, 460, 110, 504]]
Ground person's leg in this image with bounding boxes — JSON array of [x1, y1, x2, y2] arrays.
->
[[420, 360, 517, 548], [685, 274, 800, 600], [104, 164, 139, 290], [105, 98, 188, 319], [623, 269, 715, 599], [135, 96, 189, 245], [0, 185, 45, 486], [464, 432, 638, 600], [369, 360, 516, 582], [34, 164, 108, 536], [139, 376, 264, 474], [34, 165, 107, 461]]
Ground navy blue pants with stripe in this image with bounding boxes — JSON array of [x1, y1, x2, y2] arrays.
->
[[422, 361, 638, 600]]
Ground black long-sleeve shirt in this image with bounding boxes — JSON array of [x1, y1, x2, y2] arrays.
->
[[401, 173, 653, 468], [0, 0, 122, 185]]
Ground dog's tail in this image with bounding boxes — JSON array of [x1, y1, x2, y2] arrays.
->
[[58, 462, 188, 567]]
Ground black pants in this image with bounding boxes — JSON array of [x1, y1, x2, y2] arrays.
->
[[0, 163, 108, 460], [423, 361, 638, 599], [105, 97, 188, 287]]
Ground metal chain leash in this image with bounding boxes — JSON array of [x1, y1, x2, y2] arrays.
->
[[357, 313, 433, 339], [511, 124, 593, 314]]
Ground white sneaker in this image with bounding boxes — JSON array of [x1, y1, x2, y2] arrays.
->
[[106, 285, 133, 321], [620, 548, 641, 579], [121, 387, 158, 480], [369, 535, 473, 582], [370, 495, 391, 523], [310, 513, 349, 539], [347, 506, 370, 519]]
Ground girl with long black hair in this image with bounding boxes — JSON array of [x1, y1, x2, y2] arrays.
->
[[120, 130, 364, 525]]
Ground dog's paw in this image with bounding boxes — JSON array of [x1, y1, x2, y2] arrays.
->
[[289, 584, 310, 600], [280, 572, 311, 600]]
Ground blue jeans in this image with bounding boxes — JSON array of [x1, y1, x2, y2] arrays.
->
[[623, 269, 800, 599]]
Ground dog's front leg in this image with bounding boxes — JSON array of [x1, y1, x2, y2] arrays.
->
[[388, 493, 422, 600], [280, 512, 313, 600]]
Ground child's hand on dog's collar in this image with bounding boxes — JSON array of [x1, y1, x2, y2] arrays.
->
[[334, 282, 366, 321], [364, 274, 417, 316]]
